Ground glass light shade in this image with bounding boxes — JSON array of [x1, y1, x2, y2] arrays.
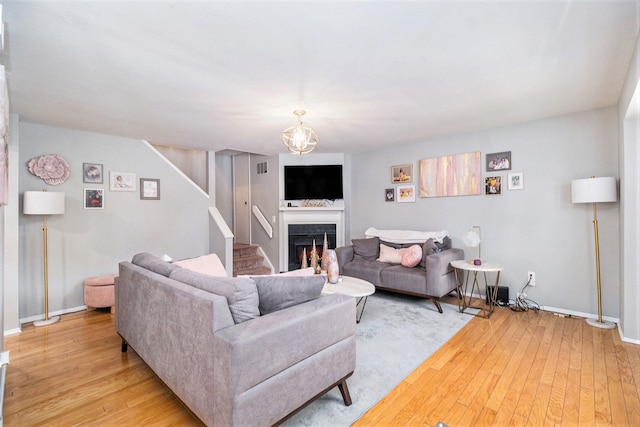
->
[[462, 229, 481, 248]]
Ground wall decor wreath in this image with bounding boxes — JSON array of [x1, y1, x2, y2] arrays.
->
[[27, 154, 70, 185]]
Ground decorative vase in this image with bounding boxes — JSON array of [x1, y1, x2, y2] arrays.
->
[[326, 250, 339, 284], [301, 248, 308, 268]]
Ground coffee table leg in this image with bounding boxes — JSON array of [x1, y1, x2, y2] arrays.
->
[[356, 296, 369, 323]]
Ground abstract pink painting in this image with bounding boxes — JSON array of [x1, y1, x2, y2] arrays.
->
[[418, 151, 482, 197]]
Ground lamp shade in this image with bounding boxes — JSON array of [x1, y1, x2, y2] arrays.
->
[[571, 177, 617, 204], [23, 191, 65, 215], [462, 229, 481, 247]]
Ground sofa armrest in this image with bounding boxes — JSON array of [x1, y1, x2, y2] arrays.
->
[[425, 248, 464, 283], [336, 245, 354, 273], [213, 293, 356, 395]]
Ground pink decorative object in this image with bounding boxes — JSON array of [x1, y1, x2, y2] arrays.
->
[[401, 245, 423, 267], [474, 259, 482, 266], [28, 154, 70, 185], [326, 250, 340, 284]]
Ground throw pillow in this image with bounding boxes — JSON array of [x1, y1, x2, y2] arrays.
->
[[174, 253, 227, 277], [419, 237, 453, 268], [401, 244, 423, 267], [252, 275, 326, 315], [169, 269, 260, 324], [132, 252, 182, 277], [352, 237, 380, 261], [377, 244, 407, 264]]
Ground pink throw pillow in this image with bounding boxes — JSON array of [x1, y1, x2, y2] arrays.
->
[[401, 245, 422, 267], [377, 244, 407, 264]]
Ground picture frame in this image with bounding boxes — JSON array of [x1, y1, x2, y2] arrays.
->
[[508, 172, 524, 190], [484, 176, 502, 195], [83, 163, 103, 184], [84, 188, 104, 209], [385, 188, 395, 202], [396, 184, 416, 203], [140, 178, 160, 200], [110, 172, 136, 191], [391, 164, 413, 183], [486, 151, 511, 171]]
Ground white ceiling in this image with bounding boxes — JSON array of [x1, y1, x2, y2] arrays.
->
[[1, 1, 638, 155]]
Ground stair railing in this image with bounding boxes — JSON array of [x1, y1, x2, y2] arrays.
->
[[208, 207, 234, 276], [252, 205, 273, 238]]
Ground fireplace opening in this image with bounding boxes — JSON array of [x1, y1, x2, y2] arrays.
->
[[288, 223, 337, 271]]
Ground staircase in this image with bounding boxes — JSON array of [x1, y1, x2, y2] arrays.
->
[[233, 243, 272, 276]]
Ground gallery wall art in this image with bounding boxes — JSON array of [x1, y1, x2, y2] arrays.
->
[[418, 151, 482, 197]]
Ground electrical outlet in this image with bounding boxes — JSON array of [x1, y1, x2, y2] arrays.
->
[[528, 271, 536, 283]]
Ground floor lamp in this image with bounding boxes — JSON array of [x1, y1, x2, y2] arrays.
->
[[571, 176, 617, 329], [23, 190, 65, 327]]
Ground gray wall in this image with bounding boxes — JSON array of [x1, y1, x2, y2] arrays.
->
[[18, 122, 212, 321], [349, 107, 620, 319]]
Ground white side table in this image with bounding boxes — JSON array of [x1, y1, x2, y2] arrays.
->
[[450, 260, 504, 318]]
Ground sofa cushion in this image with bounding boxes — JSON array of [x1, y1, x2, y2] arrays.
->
[[252, 275, 326, 315], [352, 237, 380, 261], [173, 253, 227, 277], [132, 252, 182, 277], [342, 260, 388, 286], [419, 236, 452, 268], [169, 269, 260, 324], [401, 244, 423, 267]]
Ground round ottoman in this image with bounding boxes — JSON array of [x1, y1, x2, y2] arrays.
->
[[84, 273, 118, 314]]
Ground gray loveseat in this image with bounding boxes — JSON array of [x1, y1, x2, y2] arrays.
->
[[115, 253, 356, 426], [336, 236, 463, 313]]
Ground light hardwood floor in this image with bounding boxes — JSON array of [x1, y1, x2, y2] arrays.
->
[[3, 298, 639, 426]]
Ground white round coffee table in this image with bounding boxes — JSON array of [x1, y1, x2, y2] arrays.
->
[[322, 276, 375, 323]]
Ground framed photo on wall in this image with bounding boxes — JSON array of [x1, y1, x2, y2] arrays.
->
[[110, 172, 136, 191], [508, 172, 524, 190], [385, 188, 395, 202], [397, 184, 416, 202], [84, 188, 104, 209], [391, 164, 413, 183], [486, 151, 511, 171], [484, 176, 502, 195], [140, 178, 160, 200], [83, 163, 103, 184]]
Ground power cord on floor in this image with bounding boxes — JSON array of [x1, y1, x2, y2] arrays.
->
[[509, 279, 541, 312]]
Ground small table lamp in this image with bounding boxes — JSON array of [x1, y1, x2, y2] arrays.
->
[[571, 176, 617, 329], [23, 190, 65, 326], [462, 226, 482, 265]]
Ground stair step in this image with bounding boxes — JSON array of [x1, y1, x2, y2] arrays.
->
[[233, 255, 264, 270], [233, 266, 272, 277], [233, 243, 259, 258]]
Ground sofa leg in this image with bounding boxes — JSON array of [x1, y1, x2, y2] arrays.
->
[[121, 339, 128, 353], [431, 298, 443, 313], [338, 380, 352, 406]]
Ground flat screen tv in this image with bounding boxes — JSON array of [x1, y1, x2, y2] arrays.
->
[[284, 165, 343, 200]]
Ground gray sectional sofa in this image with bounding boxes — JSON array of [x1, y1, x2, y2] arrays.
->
[[115, 253, 356, 427], [336, 236, 463, 313]]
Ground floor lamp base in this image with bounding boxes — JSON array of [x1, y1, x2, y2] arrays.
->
[[33, 316, 60, 327], [586, 318, 615, 329]]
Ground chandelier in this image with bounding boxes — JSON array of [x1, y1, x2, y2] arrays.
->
[[282, 110, 318, 155]]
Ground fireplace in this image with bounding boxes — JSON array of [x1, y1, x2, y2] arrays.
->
[[288, 224, 337, 271]]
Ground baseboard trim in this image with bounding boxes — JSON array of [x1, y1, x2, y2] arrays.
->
[[18, 305, 87, 327]]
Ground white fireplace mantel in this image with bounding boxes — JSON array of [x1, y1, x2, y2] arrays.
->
[[279, 207, 345, 272]]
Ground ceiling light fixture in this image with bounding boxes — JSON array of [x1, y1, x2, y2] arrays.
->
[[282, 110, 318, 155]]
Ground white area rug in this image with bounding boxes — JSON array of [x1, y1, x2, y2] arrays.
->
[[282, 291, 474, 426]]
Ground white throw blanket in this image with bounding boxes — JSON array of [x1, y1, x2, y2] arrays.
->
[[364, 227, 449, 244]]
